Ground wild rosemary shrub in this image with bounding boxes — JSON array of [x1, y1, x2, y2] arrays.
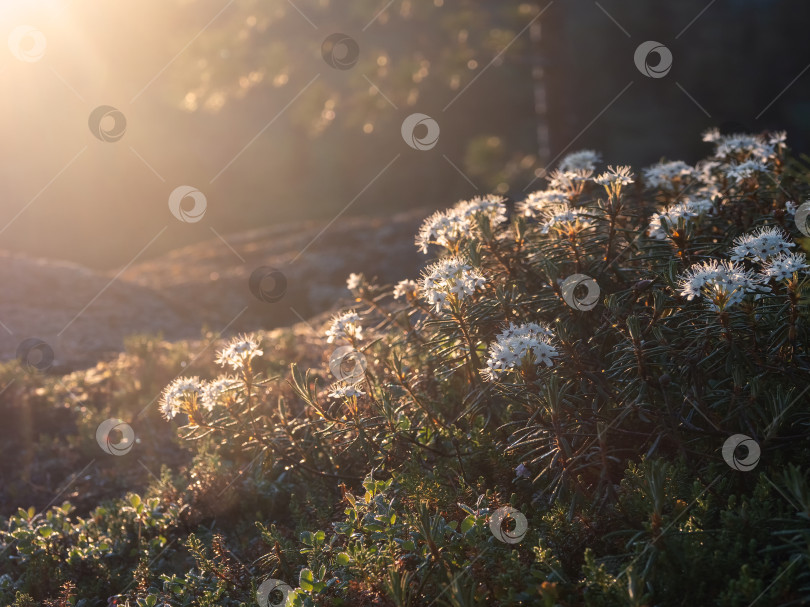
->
[[2, 129, 810, 606]]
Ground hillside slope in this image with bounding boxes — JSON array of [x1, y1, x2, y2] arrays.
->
[[0, 210, 425, 367]]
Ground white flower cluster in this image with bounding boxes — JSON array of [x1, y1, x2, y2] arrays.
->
[[421, 256, 486, 312], [517, 189, 569, 218], [547, 168, 593, 193], [642, 160, 696, 191], [594, 166, 634, 197], [558, 149, 601, 172], [724, 160, 768, 184], [160, 377, 205, 419], [679, 260, 768, 309], [159, 334, 266, 420], [416, 210, 467, 254], [690, 160, 725, 200], [680, 224, 805, 309], [415, 195, 507, 254], [483, 322, 559, 381], [327, 382, 366, 400], [346, 272, 363, 291], [326, 311, 364, 343], [537, 203, 592, 235], [729, 226, 794, 262], [215, 335, 263, 370], [647, 198, 713, 240], [760, 252, 809, 281], [393, 279, 420, 300], [205, 377, 239, 406], [159, 376, 238, 420], [703, 129, 778, 163], [459, 194, 508, 221]]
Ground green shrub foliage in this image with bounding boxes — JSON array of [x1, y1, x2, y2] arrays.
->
[[2, 130, 810, 606]]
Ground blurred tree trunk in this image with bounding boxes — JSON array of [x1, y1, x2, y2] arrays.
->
[[530, 6, 551, 167]]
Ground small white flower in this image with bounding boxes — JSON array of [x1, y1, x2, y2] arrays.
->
[[160, 376, 205, 420], [346, 273, 363, 291], [482, 322, 558, 381], [517, 189, 569, 218], [328, 382, 366, 400], [421, 256, 486, 313], [326, 311, 364, 343], [538, 204, 591, 235], [760, 252, 809, 282], [215, 334, 263, 370], [679, 259, 769, 309], [456, 194, 508, 224], [693, 160, 724, 199], [594, 165, 634, 188], [711, 132, 775, 163], [724, 160, 768, 184], [498, 321, 554, 340], [160, 399, 176, 420], [416, 210, 459, 254], [415, 195, 507, 253], [202, 377, 238, 411], [393, 279, 420, 300], [547, 168, 593, 192], [769, 131, 787, 146], [558, 150, 601, 172], [729, 226, 794, 263], [785, 201, 797, 216], [702, 127, 721, 143], [642, 160, 696, 191], [647, 198, 713, 240]]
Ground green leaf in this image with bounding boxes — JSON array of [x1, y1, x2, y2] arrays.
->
[[336, 552, 351, 566], [461, 515, 476, 534], [299, 568, 315, 591]]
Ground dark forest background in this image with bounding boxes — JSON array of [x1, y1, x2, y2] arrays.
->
[[1, 0, 808, 269]]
